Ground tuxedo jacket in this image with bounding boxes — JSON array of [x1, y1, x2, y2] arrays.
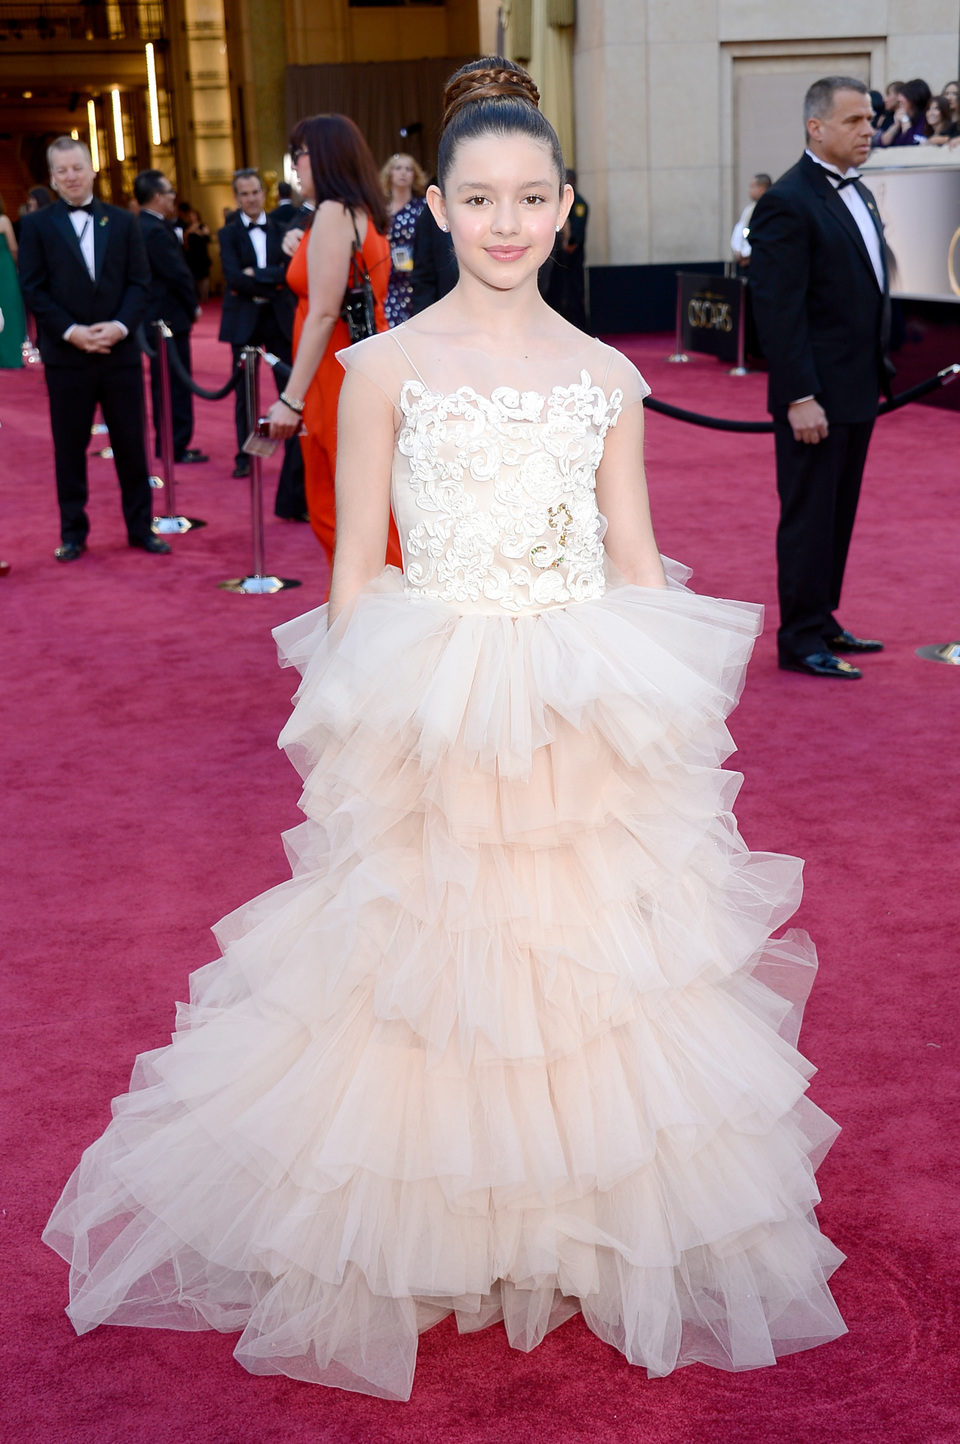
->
[[748, 153, 894, 424], [269, 201, 297, 230], [138, 209, 198, 335], [217, 214, 295, 345], [17, 198, 149, 370]]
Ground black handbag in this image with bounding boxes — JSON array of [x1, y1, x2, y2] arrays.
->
[[341, 215, 377, 343]]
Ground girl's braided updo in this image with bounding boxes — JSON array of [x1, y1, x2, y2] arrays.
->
[[436, 57, 565, 192]]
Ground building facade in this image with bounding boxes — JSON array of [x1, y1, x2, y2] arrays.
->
[[0, 1, 956, 272]]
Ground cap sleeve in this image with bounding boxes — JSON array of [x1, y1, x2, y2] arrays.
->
[[600, 344, 651, 409], [336, 331, 408, 410]]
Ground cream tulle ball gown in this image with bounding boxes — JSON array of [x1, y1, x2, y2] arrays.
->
[[43, 331, 846, 1401]]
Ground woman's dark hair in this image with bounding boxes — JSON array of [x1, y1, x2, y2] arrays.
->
[[899, 78, 932, 121], [928, 95, 954, 134], [29, 184, 54, 209], [436, 57, 564, 193], [288, 113, 387, 234]]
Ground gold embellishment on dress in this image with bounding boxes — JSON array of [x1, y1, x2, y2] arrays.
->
[[530, 503, 573, 570]]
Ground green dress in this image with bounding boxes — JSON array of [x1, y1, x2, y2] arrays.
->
[[0, 231, 25, 368]]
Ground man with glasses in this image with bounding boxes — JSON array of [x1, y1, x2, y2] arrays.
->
[[18, 137, 169, 559], [135, 169, 208, 465]]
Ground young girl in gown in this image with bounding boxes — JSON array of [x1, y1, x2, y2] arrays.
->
[[43, 59, 846, 1402]]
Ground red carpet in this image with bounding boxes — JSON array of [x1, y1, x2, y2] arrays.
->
[[2, 311, 958, 1443]]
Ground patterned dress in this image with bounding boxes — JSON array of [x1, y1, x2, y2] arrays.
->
[[384, 197, 425, 328]]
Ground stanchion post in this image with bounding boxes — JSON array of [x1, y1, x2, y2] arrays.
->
[[666, 271, 689, 363], [157, 320, 177, 502], [246, 346, 267, 578], [151, 320, 205, 534], [729, 276, 749, 376], [220, 347, 301, 595], [916, 640, 960, 665]]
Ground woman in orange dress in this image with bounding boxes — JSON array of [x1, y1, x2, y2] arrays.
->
[[267, 114, 402, 574]]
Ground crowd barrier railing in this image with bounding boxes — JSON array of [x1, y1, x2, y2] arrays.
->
[[219, 346, 301, 596]]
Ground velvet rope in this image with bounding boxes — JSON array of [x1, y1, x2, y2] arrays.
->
[[137, 324, 242, 402], [642, 364, 960, 432]]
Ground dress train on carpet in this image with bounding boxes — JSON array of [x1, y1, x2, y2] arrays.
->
[[43, 563, 846, 1400]]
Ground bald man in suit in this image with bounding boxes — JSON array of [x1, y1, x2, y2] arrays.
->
[[18, 136, 169, 559], [748, 77, 892, 678]]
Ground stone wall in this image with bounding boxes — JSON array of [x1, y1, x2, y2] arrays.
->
[[575, 0, 960, 265]]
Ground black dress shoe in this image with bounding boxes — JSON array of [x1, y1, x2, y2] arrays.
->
[[828, 629, 884, 653], [54, 542, 86, 562], [779, 650, 862, 679], [232, 458, 251, 478], [176, 449, 209, 463], [129, 535, 172, 554]]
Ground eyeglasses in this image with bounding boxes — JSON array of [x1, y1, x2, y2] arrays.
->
[[290, 146, 307, 163]]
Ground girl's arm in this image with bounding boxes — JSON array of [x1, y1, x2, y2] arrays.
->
[[326, 366, 395, 624], [266, 201, 359, 438], [595, 399, 667, 588]]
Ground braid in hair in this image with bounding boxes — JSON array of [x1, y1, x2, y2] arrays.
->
[[436, 57, 564, 192]]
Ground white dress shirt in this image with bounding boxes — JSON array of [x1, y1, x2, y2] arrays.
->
[[730, 202, 755, 257], [68, 198, 96, 279], [805, 149, 885, 289], [242, 211, 268, 270]]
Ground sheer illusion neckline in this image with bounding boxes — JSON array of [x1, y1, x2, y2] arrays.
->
[[396, 371, 622, 421], [390, 330, 615, 405]]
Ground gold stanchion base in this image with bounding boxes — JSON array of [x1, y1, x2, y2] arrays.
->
[[666, 353, 689, 364], [916, 641, 960, 665], [149, 475, 164, 490], [220, 575, 302, 595], [729, 366, 750, 377], [152, 516, 207, 535]]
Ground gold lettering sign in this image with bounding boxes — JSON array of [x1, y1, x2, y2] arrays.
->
[[687, 297, 733, 333]]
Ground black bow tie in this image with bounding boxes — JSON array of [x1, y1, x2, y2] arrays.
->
[[823, 170, 858, 190], [246, 221, 266, 231], [67, 202, 94, 215]]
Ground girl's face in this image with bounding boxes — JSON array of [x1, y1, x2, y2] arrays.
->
[[927, 101, 942, 126], [429, 133, 572, 294]]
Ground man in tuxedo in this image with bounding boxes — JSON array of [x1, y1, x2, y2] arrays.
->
[[18, 137, 169, 559], [748, 77, 892, 679], [218, 168, 304, 516], [269, 181, 297, 230], [134, 169, 208, 465]]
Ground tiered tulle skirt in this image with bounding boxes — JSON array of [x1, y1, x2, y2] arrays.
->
[[43, 564, 846, 1400]]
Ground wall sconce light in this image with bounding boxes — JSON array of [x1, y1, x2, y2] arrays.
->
[[145, 42, 161, 146], [111, 88, 125, 162], [87, 98, 100, 170]]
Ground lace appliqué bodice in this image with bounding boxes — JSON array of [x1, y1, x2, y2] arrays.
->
[[394, 372, 621, 614]]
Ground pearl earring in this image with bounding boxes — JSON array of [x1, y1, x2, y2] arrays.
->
[[441, 223, 448, 232], [556, 223, 562, 232]]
